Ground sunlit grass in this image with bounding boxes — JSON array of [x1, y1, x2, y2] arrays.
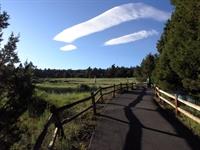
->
[[11, 110, 51, 150], [178, 114, 200, 136], [37, 78, 136, 87], [45, 92, 90, 107]]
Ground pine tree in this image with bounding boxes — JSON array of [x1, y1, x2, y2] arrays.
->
[[0, 8, 35, 149], [0, 10, 20, 106], [0, 8, 35, 107]]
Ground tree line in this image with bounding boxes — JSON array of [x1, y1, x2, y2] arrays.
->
[[34, 65, 142, 79]]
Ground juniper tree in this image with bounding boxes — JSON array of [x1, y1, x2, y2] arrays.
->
[[154, 0, 200, 98]]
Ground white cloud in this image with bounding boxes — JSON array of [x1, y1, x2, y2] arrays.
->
[[60, 44, 77, 51], [54, 3, 170, 43], [104, 30, 158, 46]]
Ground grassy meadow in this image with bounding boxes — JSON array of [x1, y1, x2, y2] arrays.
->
[[35, 78, 136, 106], [11, 78, 136, 149]]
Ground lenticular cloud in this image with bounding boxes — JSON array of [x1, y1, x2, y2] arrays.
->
[[104, 30, 158, 46], [54, 3, 170, 44], [60, 44, 77, 51]]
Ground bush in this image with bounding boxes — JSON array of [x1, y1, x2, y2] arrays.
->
[[79, 84, 90, 92]]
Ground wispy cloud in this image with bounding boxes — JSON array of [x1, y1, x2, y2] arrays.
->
[[54, 3, 170, 43], [60, 44, 77, 51], [104, 30, 158, 46]]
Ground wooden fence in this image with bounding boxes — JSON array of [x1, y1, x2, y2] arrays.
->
[[34, 82, 136, 150], [155, 86, 200, 124]]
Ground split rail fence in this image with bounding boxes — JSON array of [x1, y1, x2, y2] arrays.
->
[[155, 86, 200, 124]]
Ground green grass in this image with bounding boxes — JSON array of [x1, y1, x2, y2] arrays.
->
[[53, 112, 96, 150], [37, 77, 136, 87], [10, 110, 51, 150], [35, 78, 136, 108], [35, 89, 91, 108], [178, 114, 200, 136], [43, 91, 90, 107]]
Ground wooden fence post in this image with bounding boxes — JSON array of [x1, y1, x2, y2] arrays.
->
[[175, 94, 179, 116], [155, 86, 157, 97], [120, 83, 122, 93], [100, 87, 103, 102], [50, 106, 65, 139], [131, 82, 133, 90], [113, 84, 115, 98], [157, 87, 161, 103], [91, 92, 96, 115]]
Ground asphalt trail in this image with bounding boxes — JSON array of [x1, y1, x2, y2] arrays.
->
[[89, 87, 200, 150]]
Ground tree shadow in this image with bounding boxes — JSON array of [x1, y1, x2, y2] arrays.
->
[[152, 99, 200, 150], [123, 87, 146, 150], [97, 114, 129, 124], [124, 88, 200, 150], [97, 113, 182, 138]]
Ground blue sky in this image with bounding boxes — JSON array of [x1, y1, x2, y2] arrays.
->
[[1, 0, 173, 69]]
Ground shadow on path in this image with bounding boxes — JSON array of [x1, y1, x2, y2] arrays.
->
[[97, 113, 182, 138], [152, 99, 200, 150], [123, 87, 200, 150], [123, 87, 146, 150]]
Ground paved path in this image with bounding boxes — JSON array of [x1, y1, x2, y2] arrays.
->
[[89, 87, 200, 150]]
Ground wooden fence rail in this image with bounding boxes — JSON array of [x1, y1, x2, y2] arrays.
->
[[34, 82, 136, 150], [155, 86, 200, 124]]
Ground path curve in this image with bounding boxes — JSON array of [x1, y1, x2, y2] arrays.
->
[[89, 87, 200, 150]]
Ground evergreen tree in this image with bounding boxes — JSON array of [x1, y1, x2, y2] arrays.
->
[[0, 8, 35, 149], [0, 10, 20, 106], [0, 8, 34, 113], [140, 53, 156, 80], [154, 0, 200, 98]]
